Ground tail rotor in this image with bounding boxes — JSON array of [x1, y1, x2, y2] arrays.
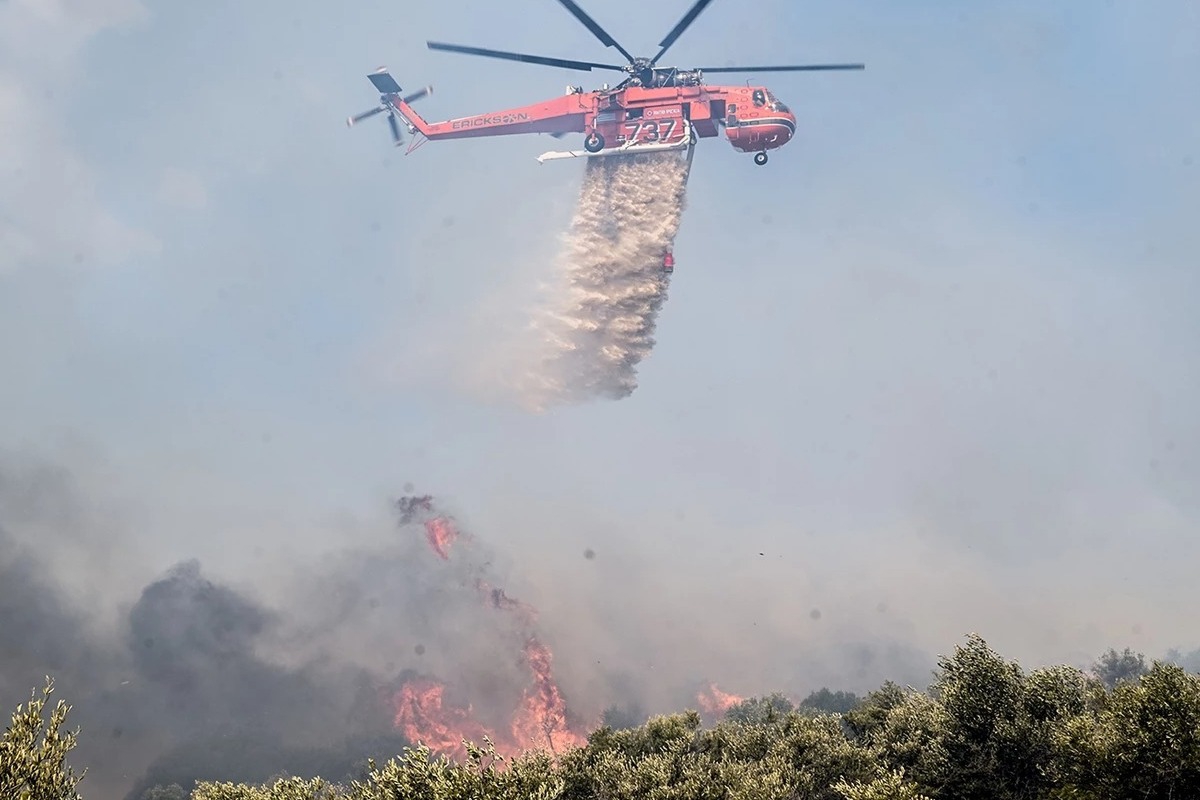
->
[[346, 68, 432, 147]]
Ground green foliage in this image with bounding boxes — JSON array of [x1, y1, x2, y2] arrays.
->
[[723, 693, 795, 725], [845, 682, 908, 744], [1054, 662, 1200, 799], [12, 637, 1200, 800], [191, 776, 343, 800], [0, 678, 84, 800], [560, 708, 878, 800], [833, 768, 933, 800], [800, 688, 862, 715], [927, 633, 1049, 799], [1165, 646, 1200, 674], [127, 732, 413, 799], [600, 702, 647, 730], [348, 739, 564, 800], [1090, 647, 1148, 690], [139, 786, 187, 800], [865, 689, 950, 791]]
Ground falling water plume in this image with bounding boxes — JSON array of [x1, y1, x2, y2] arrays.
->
[[519, 149, 694, 409]]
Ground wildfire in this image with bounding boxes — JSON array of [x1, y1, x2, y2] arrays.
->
[[390, 495, 589, 761], [510, 638, 587, 753], [389, 492, 761, 762], [392, 679, 498, 762], [697, 683, 744, 717], [423, 517, 458, 560]]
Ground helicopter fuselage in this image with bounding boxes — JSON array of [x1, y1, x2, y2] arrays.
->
[[349, 0, 860, 165], [392, 80, 796, 161]]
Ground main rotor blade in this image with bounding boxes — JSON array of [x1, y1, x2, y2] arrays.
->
[[427, 41, 626, 72], [697, 63, 866, 72], [556, 0, 635, 64], [651, 0, 717, 65]]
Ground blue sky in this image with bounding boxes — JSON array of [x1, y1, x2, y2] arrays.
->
[[2, 0, 1199, 690]]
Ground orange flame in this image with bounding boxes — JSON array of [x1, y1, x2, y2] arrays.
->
[[510, 638, 587, 754], [697, 682, 743, 717], [391, 679, 498, 762], [423, 517, 458, 560], [392, 497, 588, 761]]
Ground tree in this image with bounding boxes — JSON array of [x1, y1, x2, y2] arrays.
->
[[833, 768, 933, 800], [844, 682, 907, 744], [1091, 647, 1147, 690], [928, 634, 1045, 799], [800, 689, 861, 716], [1164, 646, 1200, 674], [139, 786, 188, 800], [864, 690, 949, 793], [1055, 662, 1200, 799], [0, 678, 85, 800], [192, 775, 343, 800], [16, 636, 1200, 800], [600, 702, 647, 730], [723, 693, 795, 726]]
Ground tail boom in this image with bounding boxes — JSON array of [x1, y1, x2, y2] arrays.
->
[[395, 94, 590, 141]]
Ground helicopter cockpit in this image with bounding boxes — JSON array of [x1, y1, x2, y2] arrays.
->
[[750, 88, 790, 113]]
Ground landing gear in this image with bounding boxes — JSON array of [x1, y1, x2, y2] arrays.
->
[[584, 132, 605, 153], [754, 151, 768, 166]]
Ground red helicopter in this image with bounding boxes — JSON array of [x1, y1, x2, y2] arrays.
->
[[347, 0, 863, 167]]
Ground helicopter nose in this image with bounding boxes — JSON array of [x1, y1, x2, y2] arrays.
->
[[774, 108, 797, 145], [762, 111, 796, 148]]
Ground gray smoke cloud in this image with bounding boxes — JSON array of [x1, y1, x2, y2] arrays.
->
[[0, 462, 566, 800], [2, 451, 934, 798], [517, 149, 694, 409], [5, 450, 1197, 800]]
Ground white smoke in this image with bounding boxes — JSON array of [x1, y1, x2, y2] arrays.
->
[[515, 149, 694, 409]]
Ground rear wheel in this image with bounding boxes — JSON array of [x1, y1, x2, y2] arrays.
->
[[754, 151, 768, 166], [584, 132, 605, 153]]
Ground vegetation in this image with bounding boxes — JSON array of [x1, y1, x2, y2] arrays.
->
[[0, 678, 84, 800], [6, 636, 1200, 800]]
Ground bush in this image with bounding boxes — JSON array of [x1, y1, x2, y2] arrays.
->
[[0, 678, 85, 800], [9, 636, 1200, 800]]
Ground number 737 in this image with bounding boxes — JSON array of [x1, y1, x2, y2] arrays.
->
[[623, 119, 678, 143]]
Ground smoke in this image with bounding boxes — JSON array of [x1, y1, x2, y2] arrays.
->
[[7, 450, 1194, 800], [1, 463, 624, 800], [516, 149, 694, 409], [0, 463, 501, 799], [0, 516, 403, 799]]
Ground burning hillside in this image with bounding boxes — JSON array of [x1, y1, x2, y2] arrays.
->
[[697, 682, 745, 718], [387, 494, 590, 760]]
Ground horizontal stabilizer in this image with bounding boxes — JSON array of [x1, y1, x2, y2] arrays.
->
[[367, 69, 402, 95]]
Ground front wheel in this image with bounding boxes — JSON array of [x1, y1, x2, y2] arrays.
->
[[584, 132, 605, 153], [754, 151, 768, 166]]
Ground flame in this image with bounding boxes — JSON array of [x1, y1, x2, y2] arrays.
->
[[390, 494, 588, 761], [510, 638, 587, 754], [391, 679, 498, 761], [423, 517, 458, 560], [390, 492, 768, 760], [697, 682, 743, 717]]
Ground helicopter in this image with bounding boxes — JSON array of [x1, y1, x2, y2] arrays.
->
[[347, 0, 863, 166]]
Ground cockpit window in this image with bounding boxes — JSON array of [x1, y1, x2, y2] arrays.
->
[[752, 89, 766, 107], [765, 90, 788, 113]]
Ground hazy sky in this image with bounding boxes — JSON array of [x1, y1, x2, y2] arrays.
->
[[2, 0, 1199, 708]]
